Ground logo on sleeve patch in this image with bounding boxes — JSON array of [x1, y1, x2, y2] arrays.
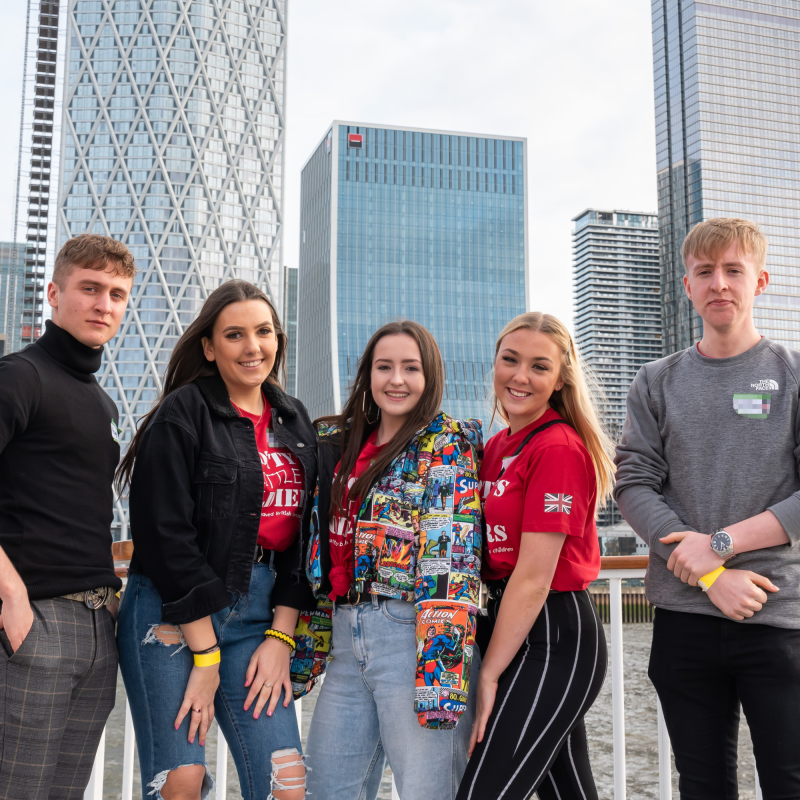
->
[[733, 393, 770, 420], [111, 419, 121, 444], [544, 493, 572, 514]]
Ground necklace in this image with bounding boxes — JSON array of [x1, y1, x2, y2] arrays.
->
[[230, 392, 266, 425]]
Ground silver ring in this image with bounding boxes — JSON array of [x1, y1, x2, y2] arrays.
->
[[264, 683, 272, 689]]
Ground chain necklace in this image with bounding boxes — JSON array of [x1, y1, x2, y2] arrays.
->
[[230, 392, 266, 425]]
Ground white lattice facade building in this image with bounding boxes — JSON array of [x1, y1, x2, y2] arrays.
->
[[57, 0, 286, 531]]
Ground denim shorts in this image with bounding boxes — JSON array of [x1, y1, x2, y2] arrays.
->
[[117, 560, 302, 800]]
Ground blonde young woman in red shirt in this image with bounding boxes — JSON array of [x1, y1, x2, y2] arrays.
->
[[457, 312, 615, 800]]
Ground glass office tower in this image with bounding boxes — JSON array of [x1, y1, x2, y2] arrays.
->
[[653, 0, 800, 353], [297, 122, 528, 427], [572, 209, 661, 526], [57, 0, 287, 531], [0, 243, 28, 357], [282, 264, 298, 396]]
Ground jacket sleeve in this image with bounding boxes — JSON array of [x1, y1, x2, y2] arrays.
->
[[129, 417, 231, 624], [0, 358, 40, 455], [613, 368, 696, 560], [413, 431, 482, 729]]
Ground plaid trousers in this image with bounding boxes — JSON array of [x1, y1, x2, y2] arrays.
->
[[0, 597, 118, 800]]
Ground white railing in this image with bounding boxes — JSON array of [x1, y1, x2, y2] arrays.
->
[[85, 557, 760, 800]]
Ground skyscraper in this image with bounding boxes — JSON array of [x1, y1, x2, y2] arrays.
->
[[13, 0, 61, 349], [296, 122, 527, 426], [572, 209, 661, 527], [282, 264, 298, 396], [57, 0, 287, 530], [0, 243, 28, 357], [653, 0, 800, 354]]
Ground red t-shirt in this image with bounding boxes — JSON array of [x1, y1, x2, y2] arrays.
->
[[235, 397, 305, 552], [479, 408, 600, 591], [328, 430, 386, 599]]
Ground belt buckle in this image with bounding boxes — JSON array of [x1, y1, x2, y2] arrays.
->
[[346, 587, 360, 606], [84, 588, 107, 610]]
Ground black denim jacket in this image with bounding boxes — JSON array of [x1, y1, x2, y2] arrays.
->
[[128, 375, 318, 624]]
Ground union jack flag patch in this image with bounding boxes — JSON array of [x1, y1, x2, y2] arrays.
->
[[544, 493, 572, 514]]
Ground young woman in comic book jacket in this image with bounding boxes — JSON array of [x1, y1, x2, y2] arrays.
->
[[302, 320, 484, 800], [114, 280, 316, 800], [456, 312, 614, 800]]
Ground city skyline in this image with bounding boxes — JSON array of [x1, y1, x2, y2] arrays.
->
[[296, 121, 527, 426], [0, 0, 658, 333]]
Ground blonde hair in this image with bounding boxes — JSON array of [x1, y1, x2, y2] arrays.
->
[[491, 312, 616, 507], [682, 218, 768, 272]]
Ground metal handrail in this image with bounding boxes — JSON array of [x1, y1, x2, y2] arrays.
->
[[90, 550, 761, 800]]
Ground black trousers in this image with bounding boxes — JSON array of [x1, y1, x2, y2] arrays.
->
[[457, 590, 607, 800], [650, 608, 800, 800]]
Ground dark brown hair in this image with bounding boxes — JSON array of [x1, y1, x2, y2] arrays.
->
[[115, 279, 285, 493], [53, 234, 137, 287], [319, 320, 444, 517]]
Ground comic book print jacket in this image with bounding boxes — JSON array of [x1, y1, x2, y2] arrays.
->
[[304, 412, 484, 729]]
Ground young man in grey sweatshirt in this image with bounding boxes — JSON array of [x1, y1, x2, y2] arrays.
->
[[615, 218, 800, 800]]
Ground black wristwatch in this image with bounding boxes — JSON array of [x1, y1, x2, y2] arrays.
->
[[710, 529, 735, 560]]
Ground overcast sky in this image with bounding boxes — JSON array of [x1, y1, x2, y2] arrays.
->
[[0, 0, 658, 329]]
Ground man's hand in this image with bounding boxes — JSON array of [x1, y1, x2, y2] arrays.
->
[[706, 569, 778, 621], [660, 530, 723, 585], [0, 591, 34, 652]]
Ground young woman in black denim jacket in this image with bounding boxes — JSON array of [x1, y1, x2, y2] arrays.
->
[[115, 280, 316, 800]]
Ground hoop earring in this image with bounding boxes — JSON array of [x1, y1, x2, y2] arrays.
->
[[362, 391, 380, 425]]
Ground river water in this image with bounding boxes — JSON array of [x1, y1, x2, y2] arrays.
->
[[100, 623, 758, 799]]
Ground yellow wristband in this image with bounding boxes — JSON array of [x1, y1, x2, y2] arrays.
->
[[193, 649, 221, 667], [264, 629, 295, 650], [698, 565, 726, 592]]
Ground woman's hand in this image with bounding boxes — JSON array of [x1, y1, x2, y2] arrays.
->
[[469, 671, 499, 757], [244, 637, 293, 719], [174, 663, 220, 746]]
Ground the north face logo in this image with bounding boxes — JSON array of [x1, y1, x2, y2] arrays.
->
[[751, 379, 779, 391]]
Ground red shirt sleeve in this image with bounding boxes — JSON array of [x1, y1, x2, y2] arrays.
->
[[521, 445, 592, 537]]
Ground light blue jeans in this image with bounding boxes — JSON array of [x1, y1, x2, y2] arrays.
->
[[118, 560, 302, 800], [306, 596, 479, 800]]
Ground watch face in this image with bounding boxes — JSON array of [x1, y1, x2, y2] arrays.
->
[[711, 531, 732, 552]]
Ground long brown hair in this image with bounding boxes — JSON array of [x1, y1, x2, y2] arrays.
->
[[320, 320, 444, 517], [115, 279, 286, 493], [491, 312, 616, 506]]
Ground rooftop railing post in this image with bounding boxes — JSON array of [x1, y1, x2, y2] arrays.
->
[[216, 729, 229, 797], [122, 700, 135, 800], [657, 698, 672, 800], [610, 576, 626, 800], [83, 727, 105, 800]]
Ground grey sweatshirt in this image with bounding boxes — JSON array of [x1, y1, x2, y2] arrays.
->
[[614, 338, 800, 628]]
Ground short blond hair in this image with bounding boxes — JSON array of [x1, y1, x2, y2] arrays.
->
[[53, 234, 137, 288], [492, 312, 616, 507], [681, 218, 768, 272]]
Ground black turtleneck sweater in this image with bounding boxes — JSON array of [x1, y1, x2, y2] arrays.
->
[[0, 320, 122, 599]]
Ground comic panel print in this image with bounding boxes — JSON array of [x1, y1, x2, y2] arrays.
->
[[426, 465, 456, 512], [375, 524, 415, 592], [454, 469, 481, 517], [290, 603, 333, 699], [414, 602, 476, 729]]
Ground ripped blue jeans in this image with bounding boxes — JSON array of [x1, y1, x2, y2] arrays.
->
[[117, 562, 303, 800]]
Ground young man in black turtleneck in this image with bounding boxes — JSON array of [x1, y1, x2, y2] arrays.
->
[[0, 234, 135, 799]]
